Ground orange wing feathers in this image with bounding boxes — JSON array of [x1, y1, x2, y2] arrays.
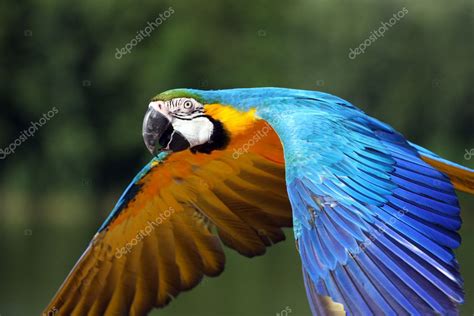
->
[[44, 119, 291, 316], [421, 155, 474, 194]]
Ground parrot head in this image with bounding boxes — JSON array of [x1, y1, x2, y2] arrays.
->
[[142, 91, 230, 155]]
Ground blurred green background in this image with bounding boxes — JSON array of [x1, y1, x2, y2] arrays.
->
[[0, 0, 473, 315]]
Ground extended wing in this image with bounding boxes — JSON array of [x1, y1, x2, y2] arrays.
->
[[258, 94, 473, 315], [44, 119, 292, 316]]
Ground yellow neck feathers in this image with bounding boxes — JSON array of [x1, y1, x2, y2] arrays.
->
[[204, 104, 257, 136]]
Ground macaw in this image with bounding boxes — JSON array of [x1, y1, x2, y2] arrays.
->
[[45, 88, 474, 316]]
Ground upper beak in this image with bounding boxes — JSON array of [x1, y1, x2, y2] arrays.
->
[[142, 102, 191, 155]]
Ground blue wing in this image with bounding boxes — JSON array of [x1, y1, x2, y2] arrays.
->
[[258, 93, 465, 315]]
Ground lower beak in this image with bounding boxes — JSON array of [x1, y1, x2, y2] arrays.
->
[[142, 108, 191, 155]]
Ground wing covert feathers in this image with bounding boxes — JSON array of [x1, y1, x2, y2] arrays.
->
[[44, 120, 291, 316]]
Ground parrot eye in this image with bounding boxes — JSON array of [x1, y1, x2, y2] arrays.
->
[[183, 100, 194, 109]]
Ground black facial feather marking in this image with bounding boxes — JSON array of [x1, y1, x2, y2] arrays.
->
[[191, 116, 230, 154], [172, 114, 208, 121]]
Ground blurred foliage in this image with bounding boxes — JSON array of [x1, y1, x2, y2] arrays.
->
[[0, 0, 473, 315]]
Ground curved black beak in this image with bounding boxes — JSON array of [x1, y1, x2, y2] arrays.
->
[[142, 107, 191, 155]]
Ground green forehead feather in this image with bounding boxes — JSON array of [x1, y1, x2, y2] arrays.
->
[[151, 89, 204, 103]]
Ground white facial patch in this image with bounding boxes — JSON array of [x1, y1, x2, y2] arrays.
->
[[148, 101, 173, 120], [171, 117, 214, 148], [149, 101, 163, 111]]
